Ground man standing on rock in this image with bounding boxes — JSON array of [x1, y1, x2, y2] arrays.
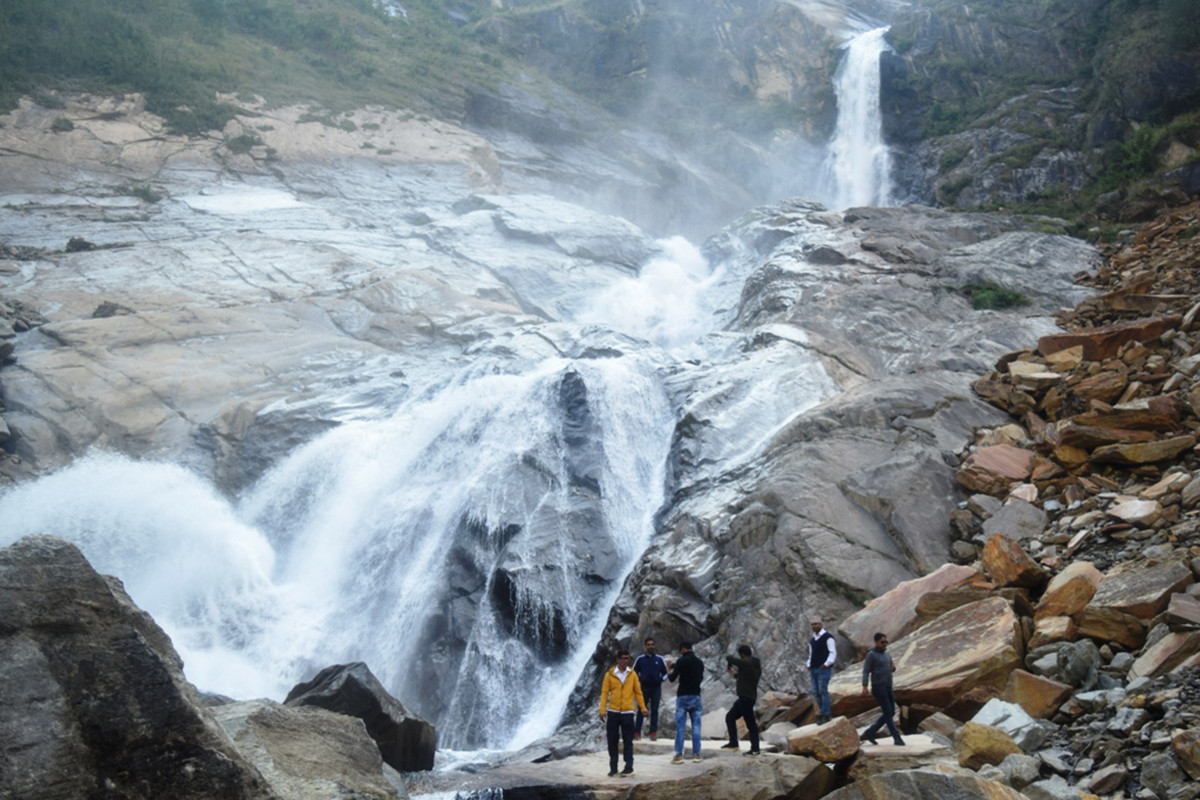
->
[[721, 643, 762, 755], [667, 641, 705, 764], [807, 617, 836, 724], [633, 637, 668, 741], [600, 650, 647, 777], [860, 632, 904, 746]]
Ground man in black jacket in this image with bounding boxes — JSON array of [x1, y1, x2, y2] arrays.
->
[[633, 637, 669, 741], [667, 642, 705, 763], [860, 632, 904, 746], [721, 644, 762, 755]]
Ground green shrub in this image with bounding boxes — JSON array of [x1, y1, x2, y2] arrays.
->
[[225, 132, 263, 153], [50, 116, 75, 132], [962, 282, 1029, 310]]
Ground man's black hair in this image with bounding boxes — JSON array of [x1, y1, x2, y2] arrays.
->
[[679, 641, 692, 651], [618, 649, 631, 658], [873, 632, 887, 643], [737, 644, 752, 657]]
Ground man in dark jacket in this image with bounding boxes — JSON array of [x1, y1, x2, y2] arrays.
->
[[859, 632, 904, 746], [721, 644, 762, 755], [667, 642, 705, 763], [633, 637, 669, 740]]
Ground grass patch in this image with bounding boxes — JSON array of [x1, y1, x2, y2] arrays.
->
[[49, 116, 74, 132], [225, 132, 263, 153]]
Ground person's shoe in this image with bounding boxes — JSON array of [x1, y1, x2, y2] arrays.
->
[[633, 731, 641, 740], [692, 753, 702, 762], [859, 733, 877, 745], [671, 754, 684, 764], [621, 767, 634, 776], [649, 733, 657, 741], [817, 714, 830, 724], [892, 737, 906, 746], [720, 743, 740, 750], [744, 750, 761, 757], [608, 770, 618, 777]]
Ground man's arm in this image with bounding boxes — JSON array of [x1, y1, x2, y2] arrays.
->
[[861, 651, 873, 694], [824, 636, 837, 668]]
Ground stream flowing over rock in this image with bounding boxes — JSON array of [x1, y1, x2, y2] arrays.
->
[[0, 94, 1099, 755]]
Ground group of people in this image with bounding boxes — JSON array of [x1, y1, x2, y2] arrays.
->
[[597, 618, 903, 777]]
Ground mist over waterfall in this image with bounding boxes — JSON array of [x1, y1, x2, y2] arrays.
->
[[823, 26, 894, 210]]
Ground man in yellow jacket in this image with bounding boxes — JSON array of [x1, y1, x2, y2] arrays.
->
[[599, 650, 648, 777]]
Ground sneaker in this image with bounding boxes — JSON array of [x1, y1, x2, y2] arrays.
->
[[744, 750, 761, 757], [649, 733, 657, 741], [621, 767, 634, 776], [892, 737, 906, 746], [608, 770, 617, 777], [720, 743, 740, 750], [859, 733, 877, 745], [671, 754, 684, 764], [692, 754, 702, 762], [633, 731, 641, 740]]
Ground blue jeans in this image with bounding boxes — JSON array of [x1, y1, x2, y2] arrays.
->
[[862, 684, 901, 742], [674, 694, 703, 756], [810, 667, 832, 718], [637, 685, 662, 734]]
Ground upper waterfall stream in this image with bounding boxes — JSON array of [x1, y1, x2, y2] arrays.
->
[[823, 26, 894, 209]]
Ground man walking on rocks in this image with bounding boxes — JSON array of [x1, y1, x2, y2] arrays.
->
[[633, 637, 668, 741], [860, 632, 904, 746], [721, 644, 762, 755], [600, 650, 647, 777], [667, 641, 704, 764], [808, 617, 836, 723]]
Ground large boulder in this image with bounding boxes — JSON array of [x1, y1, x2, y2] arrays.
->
[[838, 564, 981, 660], [831, 597, 1024, 717], [212, 700, 400, 800], [823, 765, 1029, 800], [0, 535, 275, 800], [285, 662, 436, 772], [785, 717, 860, 762], [1084, 558, 1194, 620]]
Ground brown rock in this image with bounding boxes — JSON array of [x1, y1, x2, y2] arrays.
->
[[1166, 593, 1200, 629], [1088, 559, 1194, 619], [1038, 315, 1181, 361], [1073, 371, 1129, 403], [785, 717, 860, 762], [957, 445, 1036, 494], [1000, 670, 1073, 720], [832, 597, 1023, 716], [1075, 606, 1146, 650], [952, 721, 1022, 769], [1044, 345, 1084, 371], [838, 564, 981, 659], [1074, 399, 1185, 432], [1173, 728, 1200, 781], [1029, 616, 1076, 649], [1050, 420, 1156, 449], [1034, 561, 1103, 620], [824, 765, 1029, 800], [1129, 632, 1200, 679], [982, 535, 1046, 589], [1091, 435, 1198, 465], [915, 587, 996, 629]]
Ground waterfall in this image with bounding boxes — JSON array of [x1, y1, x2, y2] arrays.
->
[[823, 26, 893, 210], [0, 214, 835, 753]]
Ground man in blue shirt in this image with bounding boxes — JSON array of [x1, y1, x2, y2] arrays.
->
[[632, 637, 669, 741]]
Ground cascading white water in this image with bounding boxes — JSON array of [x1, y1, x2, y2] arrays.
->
[[0, 214, 835, 754], [823, 26, 893, 210]]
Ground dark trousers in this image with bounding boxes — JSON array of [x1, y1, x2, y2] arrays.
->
[[606, 712, 635, 771], [636, 685, 662, 734], [862, 684, 901, 742], [725, 696, 760, 751]]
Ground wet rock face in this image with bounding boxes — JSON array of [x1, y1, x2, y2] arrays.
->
[[0, 535, 275, 800], [284, 662, 436, 773]]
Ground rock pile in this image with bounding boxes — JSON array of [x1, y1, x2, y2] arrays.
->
[[897, 200, 1200, 799]]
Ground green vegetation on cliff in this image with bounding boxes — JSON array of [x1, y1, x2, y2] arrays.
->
[[0, 0, 505, 132]]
